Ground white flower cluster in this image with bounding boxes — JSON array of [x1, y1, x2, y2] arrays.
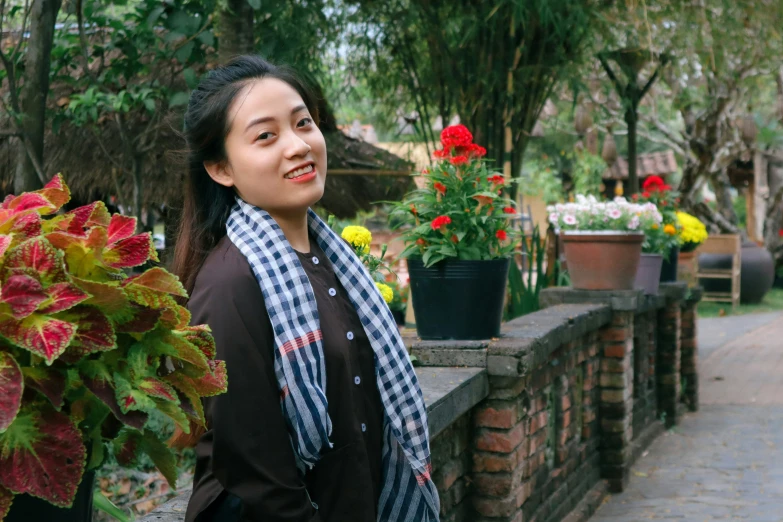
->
[[547, 195, 662, 232]]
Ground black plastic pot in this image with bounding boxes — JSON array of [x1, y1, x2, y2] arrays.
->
[[391, 309, 406, 327], [699, 240, 775, 304], [5, 469, 95, 522], [408, 258, 510, 340], [660, 245, 679, 282]]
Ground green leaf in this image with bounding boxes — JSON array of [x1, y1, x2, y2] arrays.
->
[[169, 91, 190, 107], [248, 0, 261, 9], [174, 41, 195, 64], [93, 490, 132, 522], [143, 98, 155, 113], [141, 430, 178, 488], [196, 31, 215, 48], [146, 6, 166, 28], [183, 68, 198, 89]]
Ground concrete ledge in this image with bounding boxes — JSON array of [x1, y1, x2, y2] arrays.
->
[[684, 286, 703, 305], [418, 367, 488, 438], [541, 287, 645, 311], [658, 281, 688, 302]]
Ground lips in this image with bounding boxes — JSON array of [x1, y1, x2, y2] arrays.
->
[[284, 162, 315, 180]]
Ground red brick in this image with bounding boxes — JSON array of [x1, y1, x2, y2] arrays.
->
[[473, 470, 518, 497], [475, 423, 526, 453], [600, 326, 630, 342], [604, 340, 632, 358], [560, 409, 572, 429], [528, 429, 547, 455], [473, 451, 517, 473], [475, 403, 518, 429], [561, 395, 571, 411]]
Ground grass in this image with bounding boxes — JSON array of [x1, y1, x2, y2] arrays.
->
[[698, 286, 783, 318]]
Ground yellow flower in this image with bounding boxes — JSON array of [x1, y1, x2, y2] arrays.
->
[[652, 224, 659, 230], [663, 224, 677, 235], [376, 282, 394, 304], [676, 212, 708, 245], [341, 226, 372, 253]]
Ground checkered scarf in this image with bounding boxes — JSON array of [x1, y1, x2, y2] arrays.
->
[[226, 199, 440, 521]]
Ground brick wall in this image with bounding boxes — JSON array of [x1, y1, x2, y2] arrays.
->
[[432, 413, 473, 522]]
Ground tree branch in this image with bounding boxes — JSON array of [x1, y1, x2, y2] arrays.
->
[[639, 56, 669, 99], [597, 53, 625, 95], [76, 0, 98, 83]]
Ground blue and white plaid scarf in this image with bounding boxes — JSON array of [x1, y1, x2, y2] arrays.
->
[[226, 199, 440, 522]]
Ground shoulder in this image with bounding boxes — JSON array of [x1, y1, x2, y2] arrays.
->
[[188, 236, 264, 320]]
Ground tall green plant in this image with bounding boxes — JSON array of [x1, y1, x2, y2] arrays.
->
[[505, 225, 550, 321]]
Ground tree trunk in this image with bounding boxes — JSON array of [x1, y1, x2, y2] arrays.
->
[[14, 0, 62, 193], [624, 107, 639, 195], [711, 168, 740, 231], [217, 0, 255, 63], [132, 156, 144, 233]]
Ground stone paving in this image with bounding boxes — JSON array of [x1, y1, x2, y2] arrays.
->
[[591, 312, 783, 522]]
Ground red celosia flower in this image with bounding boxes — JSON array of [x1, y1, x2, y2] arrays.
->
[[433, 148, 450, 159], [433, 182, 447, 195], [416, 238, 427, 245], [410, 204, 417, 215], [451, 234, 459, 243], [503, 206, 516, 214], [422, 168, 430, 175], [431, 215, 452, 230], [467, 144, 487, 158], [779, 229, 783, 237], [642, 191, 651, 198], [440, 124, 473, 149], [496, 230, 507, 241], [473, 195, 493, 206], [488, 175, 505, 185], [632, 194, 639, 201], [642, 175, 666, 191], [450, 155, 469, 166]]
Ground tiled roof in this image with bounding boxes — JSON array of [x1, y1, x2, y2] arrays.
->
[[603, 150, 678, 180]]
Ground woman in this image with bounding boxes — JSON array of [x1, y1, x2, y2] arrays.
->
[[171, 55, 439, 522]]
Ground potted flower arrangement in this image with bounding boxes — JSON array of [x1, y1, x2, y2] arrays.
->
[[634, 215, 679, 294], [339, 224, 396, 306], [0, 176, 227, 522], [633, 175, 682, 282], [548, 195, 663, 290], [675, 211, 708, 287], [389, 124, 519, 340]]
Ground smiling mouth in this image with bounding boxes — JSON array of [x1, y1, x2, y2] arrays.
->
[[284, 164, 315, 179]]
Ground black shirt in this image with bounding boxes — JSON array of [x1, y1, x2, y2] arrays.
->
[[185, 236, 384, 522]]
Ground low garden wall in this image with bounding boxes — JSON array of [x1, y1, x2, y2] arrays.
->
[[143, 282, 700, 522]]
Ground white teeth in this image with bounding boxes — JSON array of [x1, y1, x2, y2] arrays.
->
[[285, 164, 314, 179]]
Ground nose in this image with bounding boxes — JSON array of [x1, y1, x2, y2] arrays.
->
[[283, 129, 311, 159]]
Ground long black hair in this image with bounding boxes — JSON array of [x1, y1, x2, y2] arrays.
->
[[170, 55, 319, 448]]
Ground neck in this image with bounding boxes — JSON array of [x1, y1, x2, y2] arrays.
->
[[269, 208, 311, 253]]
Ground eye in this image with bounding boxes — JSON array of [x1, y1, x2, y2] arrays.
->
[[256, 131, 274, 141], [297, 117, 313, 128]]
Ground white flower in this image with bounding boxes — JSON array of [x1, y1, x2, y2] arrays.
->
[[548, 212, 559, 224], [563, 214, 577, 226], [629, 216, 640, 230], [607, 208, 622, 219]]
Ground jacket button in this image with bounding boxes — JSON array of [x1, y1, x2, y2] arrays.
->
[[361, 423, 367, 432], [346, 331, 354, 340], [354, 376, 361, 385], [312, 256, 320, 265], [328, 288, 337, 297]]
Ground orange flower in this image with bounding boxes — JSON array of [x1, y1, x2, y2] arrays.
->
[[664, 224, 677, 235]]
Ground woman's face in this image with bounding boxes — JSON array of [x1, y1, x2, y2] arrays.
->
[[206, 77, 327, 218]]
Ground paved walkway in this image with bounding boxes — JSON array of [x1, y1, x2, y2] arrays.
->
[[591, 312, 783, 522]]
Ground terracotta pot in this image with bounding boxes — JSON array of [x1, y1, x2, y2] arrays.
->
[[677, 250, 699, 288], [560, 231, 644, 290], [634, 253, 663, 294]]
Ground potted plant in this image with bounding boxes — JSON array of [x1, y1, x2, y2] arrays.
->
[[675, 211, 708, 287], [389, 124, 519, 340], [548, 195, 662, 290], [634, 209, 678, 294], [633, 176, 682, 282], [0, 176, 227, 522], [339, 224, 397, 306], [385, 280, 408, 327]]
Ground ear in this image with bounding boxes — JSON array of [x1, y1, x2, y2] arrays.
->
[[204, 160, 234, 188]]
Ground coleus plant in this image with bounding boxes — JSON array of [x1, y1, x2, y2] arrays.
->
[[0, 175, 227, 518]]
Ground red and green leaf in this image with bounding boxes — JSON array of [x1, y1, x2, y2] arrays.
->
[[3, 192, 55, 215], [71, 278, 129, 317], [21, 366, 66, 411], [103, 233, 155, 269], [0, 408, 86, 507], [39, 282, 91, 315], [0, 314, 76, 365], [138, 377, 178, 403], [106, 214, 137, 245], [112, 428, 142, 467], [82, 374, 148, 430], [197, 360, 228, 397], [122, 267, 187, 299], [2, 238, 67, 287], [38, 174, 71, 212], [157, 333, 209, 376], [0, 351, 23, 432], [0, 235, 12, 258], [178, 325, 216, 360], [0, 275, 49, 319], [163, 373, 205, 426], [159, 304, 191, 330], [10, 212, 42, 240], [0, 484, 13, 520], [115, 304, 162, 334], [58, 306, 116, 361]]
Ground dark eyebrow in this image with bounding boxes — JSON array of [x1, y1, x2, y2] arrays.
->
[[244, 104, 309, 132]]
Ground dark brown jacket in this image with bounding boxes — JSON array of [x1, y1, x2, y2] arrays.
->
[[184, 236, 384, 522]]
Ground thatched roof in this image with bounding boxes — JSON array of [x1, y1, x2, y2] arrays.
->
[[0, 116, 414, 218]]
